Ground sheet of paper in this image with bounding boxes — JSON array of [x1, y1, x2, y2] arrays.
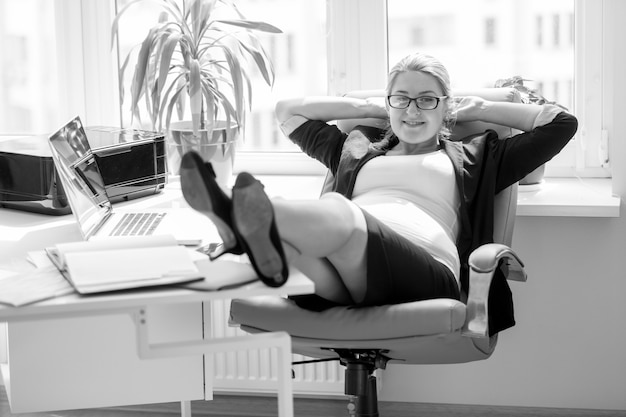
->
[[27, 250, 57, 269], [0, 267, 75, 307], [179, 259, 258, 291]]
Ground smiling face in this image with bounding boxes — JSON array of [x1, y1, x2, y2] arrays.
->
[[387, 71, 448, 155]]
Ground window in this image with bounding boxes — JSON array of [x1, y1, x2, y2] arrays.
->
[[485, 17, 496, 46], [2, 0, 610, 179], [536, 15, 543, 47], [567, 13, 575, 45], [0, 1, 60, 133], [229, 0, 328, 153], [111, 0, 330, 173], [553, 14, 561, 47], [387, 0, 608, 178], [388, 0, 574, 104], [0, 1, 117, 135], [114, 0, 326, 156]]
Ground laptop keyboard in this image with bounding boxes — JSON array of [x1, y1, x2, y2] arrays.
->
[[110, 212, 166, 237]]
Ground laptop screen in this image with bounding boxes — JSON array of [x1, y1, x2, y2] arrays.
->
[[48, 116, 111, 240]]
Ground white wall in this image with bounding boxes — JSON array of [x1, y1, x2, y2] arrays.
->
[[379, 216, 626, 410], [379, 0, 626, 410]]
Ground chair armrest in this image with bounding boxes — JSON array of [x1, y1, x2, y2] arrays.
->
[[461, 243, 527, 338]]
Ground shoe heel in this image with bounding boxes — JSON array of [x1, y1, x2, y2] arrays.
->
[[180, 151, 243, 256], [232, 173, 288, 287], [205, 213, 238, 256]]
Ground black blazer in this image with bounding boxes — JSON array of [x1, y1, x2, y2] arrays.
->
[[290, 112, 578, 334]]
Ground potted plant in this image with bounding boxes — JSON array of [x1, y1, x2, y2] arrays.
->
[[495, 76, 569, 187], [112, 0, 281, 180]]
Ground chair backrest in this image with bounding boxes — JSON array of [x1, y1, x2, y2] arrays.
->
[[328, 87, 521, 246]]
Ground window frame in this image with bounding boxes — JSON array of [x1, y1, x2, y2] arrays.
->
[[571, 0, 608, 177], [236, 0, 388, 175], [74, 0, 608, 178]]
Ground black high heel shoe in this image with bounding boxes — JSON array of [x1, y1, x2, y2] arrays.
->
[[231, 172, 289, 287], [180, 151, 243, 259]]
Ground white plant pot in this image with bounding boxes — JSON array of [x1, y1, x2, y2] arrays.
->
[[168, 120, 238, 188], [519, 164, 545, 188]]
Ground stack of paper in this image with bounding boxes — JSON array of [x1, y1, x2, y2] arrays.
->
[[0, 267, 74, 307], [0, 236, 262, 307], [45, 235, 202, 294]]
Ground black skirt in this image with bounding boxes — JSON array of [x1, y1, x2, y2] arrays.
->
[[359, 209, 460, 305], [291, 209, 460, 311]]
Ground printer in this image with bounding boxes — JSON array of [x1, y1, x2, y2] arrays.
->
[[0, 127, 167, 215]]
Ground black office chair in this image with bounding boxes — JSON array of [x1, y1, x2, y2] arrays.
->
[[230, 88, 527, 417]]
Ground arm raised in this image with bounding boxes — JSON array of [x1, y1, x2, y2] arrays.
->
[[275, 96, 387, 136], [453, 96, 564, 132]]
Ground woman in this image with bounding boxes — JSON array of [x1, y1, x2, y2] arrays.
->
[[180, 52, 577, 334]]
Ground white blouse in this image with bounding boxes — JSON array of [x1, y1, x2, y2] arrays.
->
[[351, 150, 461, 284]]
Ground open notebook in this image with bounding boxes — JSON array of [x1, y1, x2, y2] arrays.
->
[[44, 235, 203, 294], [0, 245, 258, 305]]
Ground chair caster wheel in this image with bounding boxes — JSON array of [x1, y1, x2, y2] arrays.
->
[[346, 394, 378, 417], [347, 397, 356, 416]]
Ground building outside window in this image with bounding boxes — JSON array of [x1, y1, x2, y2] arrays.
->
[[553, 14, 561, 47], [485, 17, 496, 46], [536, 15, 544, 47], [0, 1, 59, 134]]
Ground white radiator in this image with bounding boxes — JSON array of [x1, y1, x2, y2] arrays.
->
[[206, 300, 344, 397]]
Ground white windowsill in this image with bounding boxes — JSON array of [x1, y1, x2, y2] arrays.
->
[[516, 177, 620, 217], [253, 175, 621, 218]]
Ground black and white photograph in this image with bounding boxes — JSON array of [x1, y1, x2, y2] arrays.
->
[[0, 1, 624, 416]]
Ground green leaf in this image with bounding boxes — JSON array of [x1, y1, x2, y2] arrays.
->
[[219, 45, 245, 121], [192, 0, 216, 41], [219, 0, 245, 19], [144, 74, 155, 130], [189, 58, 202, 135], [156, 71, 183, 131], [175, 75, 187, 122], [164, 82, 187, 136], [200, 80, 216, 131], [190, 0, 202, 40], [214, 19, 283, 33], [130, 26, 159, 125], [239, 37, 275, 86], [157, 32, 181, 95], [151, 82, 160, 128], [209, 85, 240, 142], [117, 49, 133, 104]]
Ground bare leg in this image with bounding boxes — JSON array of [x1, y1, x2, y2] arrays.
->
[[283, 245, 352, 304], [274, 193, 368, 303]]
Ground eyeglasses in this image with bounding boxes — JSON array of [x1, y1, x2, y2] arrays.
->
[[387, 95, 447, 110]]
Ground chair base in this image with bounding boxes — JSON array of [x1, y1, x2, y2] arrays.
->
[[346, 366, 378, 417], [335, 349, 390, 417]]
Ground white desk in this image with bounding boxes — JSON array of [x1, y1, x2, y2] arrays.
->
[[0, 179, 314, 417]]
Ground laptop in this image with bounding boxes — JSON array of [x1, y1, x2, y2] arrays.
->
[[48, 116, 206, 246]]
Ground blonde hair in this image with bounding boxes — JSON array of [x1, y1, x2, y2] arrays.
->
[[378, 52, 455, 148]]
